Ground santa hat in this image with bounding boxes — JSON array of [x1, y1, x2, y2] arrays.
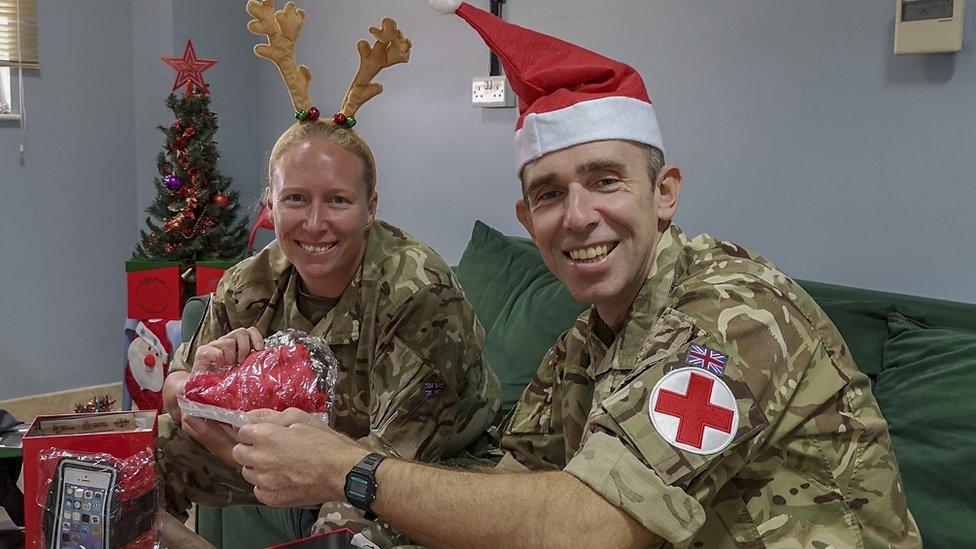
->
[[430, 1, 663, 173]]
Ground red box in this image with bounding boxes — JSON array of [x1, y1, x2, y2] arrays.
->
[[22, 411, 157, 548], [195, 260, 238, 296], [126, 261, 183, 320], [267, 528, 357, 548]]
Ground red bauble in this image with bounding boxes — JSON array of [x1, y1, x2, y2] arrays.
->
[[214, 194, 230, 208], [183, 127, 197, 138], [307, 107, 320, 122], [332, 113, 347, 125]]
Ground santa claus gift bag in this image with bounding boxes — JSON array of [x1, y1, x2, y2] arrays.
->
[[123, 319, 180, 412]]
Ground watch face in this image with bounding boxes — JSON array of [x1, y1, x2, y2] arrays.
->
[[347, 475, 370, 499]]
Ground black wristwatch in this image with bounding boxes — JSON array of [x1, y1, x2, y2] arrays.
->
[[344, 452, 386, 520]]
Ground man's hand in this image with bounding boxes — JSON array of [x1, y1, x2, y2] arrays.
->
[[232, 408, 369, 507], [192, 326, 264, 372], [182, 416, 240, 467]]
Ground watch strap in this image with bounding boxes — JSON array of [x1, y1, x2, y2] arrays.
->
[[345, 452, 385, 520]]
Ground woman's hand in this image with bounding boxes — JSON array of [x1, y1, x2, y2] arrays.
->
[[162, 370, 190, 424], [191, 326, 265, 372]]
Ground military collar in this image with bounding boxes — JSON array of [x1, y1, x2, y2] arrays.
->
[[280, 266, 362, 345], [585, 223, 689, 377]]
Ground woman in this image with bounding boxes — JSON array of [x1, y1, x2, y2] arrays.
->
[[157, 7, 498, 545]]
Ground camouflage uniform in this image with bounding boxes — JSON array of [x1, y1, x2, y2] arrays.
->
[[158, 221, 499, 539], [501, 224, 921, 548]]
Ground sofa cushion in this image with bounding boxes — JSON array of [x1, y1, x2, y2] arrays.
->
[[455, 221, 587, 415], [873, 312, 976, 548], [798, 280, 976, 378]]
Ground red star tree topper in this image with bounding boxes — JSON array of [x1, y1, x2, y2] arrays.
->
[[162, 39, 218, 95]]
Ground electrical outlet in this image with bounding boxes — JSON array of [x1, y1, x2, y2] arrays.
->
[[472, 75, 515, 108]]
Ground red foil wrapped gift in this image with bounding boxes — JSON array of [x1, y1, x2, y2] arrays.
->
[[179, 330, 338, 426]]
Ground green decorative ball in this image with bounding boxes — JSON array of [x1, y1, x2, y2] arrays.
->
[[345, 116, 356, 128]]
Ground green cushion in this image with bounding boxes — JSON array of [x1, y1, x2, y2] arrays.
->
[[181, 295, 211, 344], [797, 280, 976, 378], [873, 313, 976, 548], [455, 221, 587, 415]]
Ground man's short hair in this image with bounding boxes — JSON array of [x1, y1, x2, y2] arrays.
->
[[641, 143, 665, 185]]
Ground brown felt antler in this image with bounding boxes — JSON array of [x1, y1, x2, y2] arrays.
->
[[338, 18, 412, 119], [246, 0, 312, 113]]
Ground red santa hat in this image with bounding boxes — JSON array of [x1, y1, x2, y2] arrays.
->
[[430, 0, 664, 173]]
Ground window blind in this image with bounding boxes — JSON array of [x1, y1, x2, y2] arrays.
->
[[0, 0, 38, 68]]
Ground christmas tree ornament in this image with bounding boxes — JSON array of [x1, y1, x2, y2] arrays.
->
[[164, 175, 183, 191], [214, 194, 230, 208], [162, 39, 218, 96], [247, 1, 411, 129], [74, 395, 117, 414], [183, 126, 197, 139]]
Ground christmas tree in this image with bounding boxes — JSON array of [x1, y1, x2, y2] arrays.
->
[[134, 40, 248, 267]]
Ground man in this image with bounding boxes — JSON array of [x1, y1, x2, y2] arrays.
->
[[229, 2, 921, 547]]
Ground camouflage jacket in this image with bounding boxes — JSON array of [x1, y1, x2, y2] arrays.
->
[[500, 225, 920, 548], [171, 220, 500, 462]]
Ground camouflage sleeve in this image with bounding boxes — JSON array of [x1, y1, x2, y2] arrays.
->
[[167, 281, 236, 375], [563, 278, 841, 545], [361, 283, 499, 463], [498, 328, 577, 470]]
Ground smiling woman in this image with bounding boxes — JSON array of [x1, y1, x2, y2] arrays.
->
[[267, 126, 377, 299], [153, 4, 499, 546]]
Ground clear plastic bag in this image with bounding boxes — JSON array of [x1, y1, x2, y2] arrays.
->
[[34, 448, 159, 548], [179, 329, 339, 427]]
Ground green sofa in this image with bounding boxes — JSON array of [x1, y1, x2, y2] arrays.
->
[[191, 221, 976, 548]]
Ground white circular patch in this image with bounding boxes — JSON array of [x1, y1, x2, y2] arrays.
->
[[649, 367, 739, 455]]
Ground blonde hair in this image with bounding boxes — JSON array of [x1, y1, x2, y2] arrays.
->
[[266, 121, 377, 202]]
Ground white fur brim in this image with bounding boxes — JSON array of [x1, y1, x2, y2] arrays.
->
[[429, 0, 462, 15], [515, 96, 664, 173]]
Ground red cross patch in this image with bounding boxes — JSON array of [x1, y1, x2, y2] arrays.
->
[[649, 367, 739, 455]]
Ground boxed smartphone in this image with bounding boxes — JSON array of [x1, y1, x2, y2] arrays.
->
[[22, 411, 158, 548]]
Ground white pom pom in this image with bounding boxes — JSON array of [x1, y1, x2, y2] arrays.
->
[[429, 0, 462, 15]]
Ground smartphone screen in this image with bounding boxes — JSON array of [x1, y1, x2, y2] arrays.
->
[[54, 462, 115, 549]]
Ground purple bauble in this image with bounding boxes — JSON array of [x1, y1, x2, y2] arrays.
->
[[164, 175, 183, 191]]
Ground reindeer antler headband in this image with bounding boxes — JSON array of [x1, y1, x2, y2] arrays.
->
[[246, 0, 412, 128]]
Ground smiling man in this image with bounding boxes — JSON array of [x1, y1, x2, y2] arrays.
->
[[230, 2, 921, 547]]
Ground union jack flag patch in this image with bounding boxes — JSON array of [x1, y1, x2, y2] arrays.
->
[[423, 380, 446, 398], [686, 344, 727, 375]]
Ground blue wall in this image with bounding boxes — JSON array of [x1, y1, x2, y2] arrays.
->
[[0, 0, 258, 399], [1, 0, 973, 399], [279, 0, 975, 303], [0, 1, 136, 400]]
